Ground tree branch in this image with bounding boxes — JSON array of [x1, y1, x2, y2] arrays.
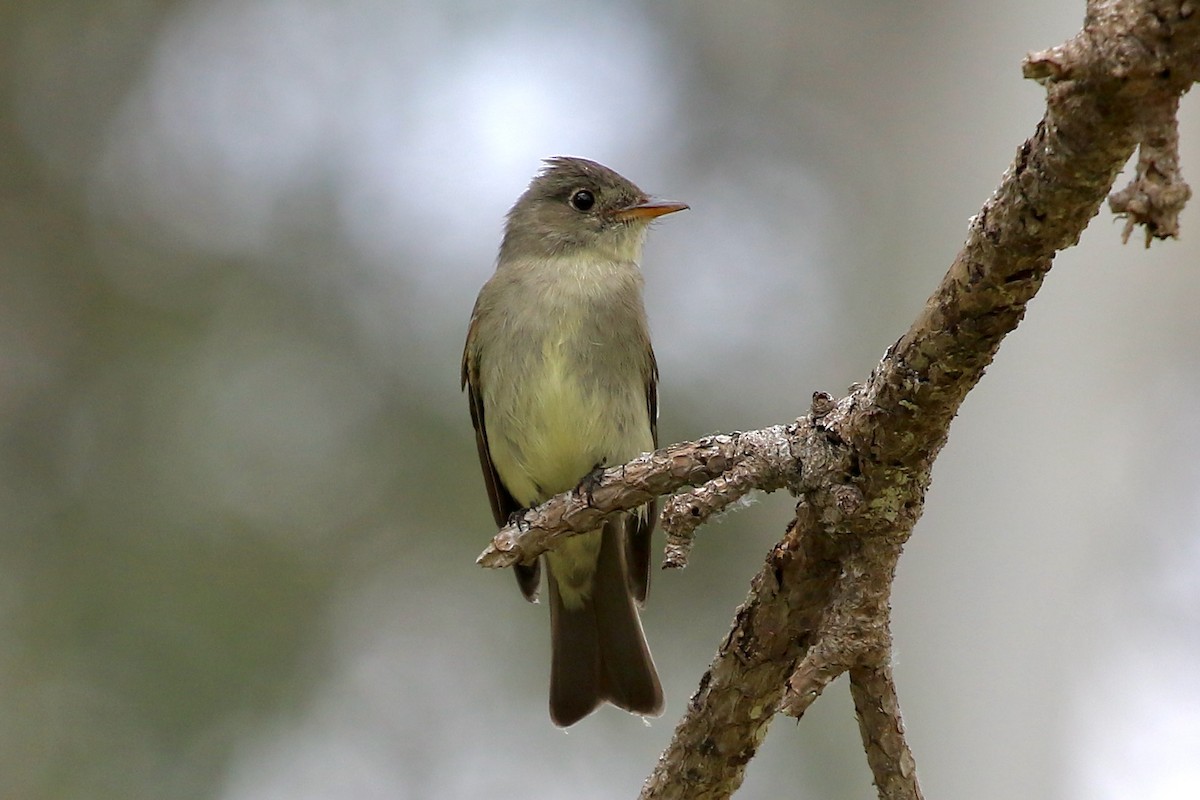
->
[[476, 425, 799, 570], [475, 2, 1200, 797], [850, 661, 923, 800]]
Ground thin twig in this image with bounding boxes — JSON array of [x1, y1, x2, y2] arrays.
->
[[476, 426, 799, 569]]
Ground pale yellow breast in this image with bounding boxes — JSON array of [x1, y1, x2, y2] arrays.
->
[[486, 342, 650, 508], [525, 330, 614, 486]]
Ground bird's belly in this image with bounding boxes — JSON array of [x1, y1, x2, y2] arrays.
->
[[526, 355, 608, 485], [488, 339, 650, 507]]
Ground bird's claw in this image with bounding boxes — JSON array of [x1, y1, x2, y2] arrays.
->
[[574, 462, 607, 506]]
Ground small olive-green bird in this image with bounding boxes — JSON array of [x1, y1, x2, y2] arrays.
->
[[463, 157, 687, 726]]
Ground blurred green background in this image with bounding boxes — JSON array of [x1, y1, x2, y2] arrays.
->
[[2, 1, 1198, 798]]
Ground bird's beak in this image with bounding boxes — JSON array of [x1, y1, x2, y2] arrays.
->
[[611, 200, 689, 221]]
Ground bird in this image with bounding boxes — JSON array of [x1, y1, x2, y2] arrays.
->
[[462, 157, 687, 726]]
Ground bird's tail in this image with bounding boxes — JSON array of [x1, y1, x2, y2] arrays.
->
[[547, 517, 663, 727]]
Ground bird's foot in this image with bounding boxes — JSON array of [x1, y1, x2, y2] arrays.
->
[[506, 508, 531, 532], [574, 462, 607, 507]]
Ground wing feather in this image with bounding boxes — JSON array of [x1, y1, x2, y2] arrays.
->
[[463, 314, 541, 601], [624, 346, 659, 605]]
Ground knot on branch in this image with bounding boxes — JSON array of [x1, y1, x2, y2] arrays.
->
[[1022, 45, 1075, 83], [810, 390, 836, 418]]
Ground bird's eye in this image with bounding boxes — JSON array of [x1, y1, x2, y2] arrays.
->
[[569, 189, 595, 212]]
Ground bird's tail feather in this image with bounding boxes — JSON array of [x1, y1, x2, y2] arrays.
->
[[547, 518, 663, 727]]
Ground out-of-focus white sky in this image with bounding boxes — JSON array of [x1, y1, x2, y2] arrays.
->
[[2, 0, 1198, 798]]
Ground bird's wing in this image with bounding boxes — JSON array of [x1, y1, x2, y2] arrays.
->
[[463, 312, 541, 601], [625, 346, 659, 606]]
